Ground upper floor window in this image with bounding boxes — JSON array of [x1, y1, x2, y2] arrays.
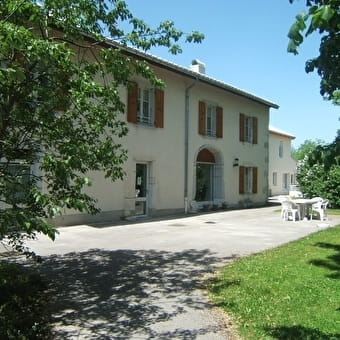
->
[[206, 104, 216, 137], [198, 101, 223, 138], [137, 87, 153, 124], [239, 113, 258, 144], [127, 81, 164, 128], [279, 141, 284, 158]]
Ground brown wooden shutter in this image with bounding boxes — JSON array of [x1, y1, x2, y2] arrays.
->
[[253, 117, 258, 144], [127, 81, 138, 123], [198, 101, 206, 135], [239, 113, 245, 142], [252, 167, 258, 194], [239, 166, 245, 194], [154, 88, 164, 128], [216, 106, 223, 138]]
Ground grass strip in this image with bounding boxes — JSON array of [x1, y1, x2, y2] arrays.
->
[[209, 225, 340, 339]]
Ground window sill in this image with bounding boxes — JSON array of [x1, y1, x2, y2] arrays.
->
[[201, 133, 218, 139], [240, 141, 257, 145], [135, 122, 155, 128]]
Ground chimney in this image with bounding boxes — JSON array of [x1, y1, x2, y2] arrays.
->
[[190, 59, 206, 74]]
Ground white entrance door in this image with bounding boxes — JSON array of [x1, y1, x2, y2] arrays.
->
[[135, 163, 148, 215]]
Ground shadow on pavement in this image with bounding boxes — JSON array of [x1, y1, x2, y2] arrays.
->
[[30, 248, 234, 339]]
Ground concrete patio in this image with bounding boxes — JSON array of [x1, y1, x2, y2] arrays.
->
[[8, 206, 340, 339]]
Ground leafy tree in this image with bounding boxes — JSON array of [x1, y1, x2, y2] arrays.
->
[[292, 138, 325, 160], [0, 0, 204, 255], [288, 0, 340, 104], [297, 131, 340, 207]]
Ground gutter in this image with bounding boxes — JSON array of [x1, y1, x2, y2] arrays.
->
[[98, 37, 279, 110], [184, 78, 198, 214]]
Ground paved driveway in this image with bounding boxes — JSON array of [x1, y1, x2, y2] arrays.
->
[[22, 207, 340, 339]]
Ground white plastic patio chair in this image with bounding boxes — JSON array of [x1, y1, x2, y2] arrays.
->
[[312, 199, 329, 221], [281, 200, 300, 222], [289, 185, 303, 198]]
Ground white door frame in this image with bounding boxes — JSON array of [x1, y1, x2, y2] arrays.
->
[[135, 162, 149, 216]]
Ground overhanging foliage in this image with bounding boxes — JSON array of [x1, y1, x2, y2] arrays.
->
[[288, 0, 340, 104], [0, 0, 204, 255]]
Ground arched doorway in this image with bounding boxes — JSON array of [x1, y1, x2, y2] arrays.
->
[[195, 149, 215, 201], [194, 147, 223, 202]]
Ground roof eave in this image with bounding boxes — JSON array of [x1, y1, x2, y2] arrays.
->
[[102, 38, 279, 109]]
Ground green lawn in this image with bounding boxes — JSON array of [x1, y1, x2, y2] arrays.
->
[[329, 208, 340, 216], [209, 225, 340, 340]]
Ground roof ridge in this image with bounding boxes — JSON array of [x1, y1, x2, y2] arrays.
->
[[103, 37, 279, 109]]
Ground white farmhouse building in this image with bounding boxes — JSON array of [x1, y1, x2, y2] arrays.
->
[[268, 126, 297, 197], [54, 43, 279, 225]]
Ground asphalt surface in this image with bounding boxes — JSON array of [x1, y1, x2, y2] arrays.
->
[[8, 206, 340, 339]]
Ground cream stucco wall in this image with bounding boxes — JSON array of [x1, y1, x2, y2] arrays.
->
[[186, 81, 270, 208], [53, 51, 274, 225], [268, 131, 297, 196]]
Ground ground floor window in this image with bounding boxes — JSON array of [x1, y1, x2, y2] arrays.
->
[[273, 172, 277, 186], [290, 173, 296, 185], [239, 166, 258, 194], [283, 173, 289, 190]]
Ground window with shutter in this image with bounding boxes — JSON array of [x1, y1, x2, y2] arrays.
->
[[245, 116, 253, 142], [206, 104, 216, 137], [137, 87, 153, 124], [198, 102, 223, 138], [239, 166, 258, 194], [127, 82, 164, 128], [240, 113, 258, 144]]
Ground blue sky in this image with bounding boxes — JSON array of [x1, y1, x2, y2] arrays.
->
[[122, 0, 339, 148]]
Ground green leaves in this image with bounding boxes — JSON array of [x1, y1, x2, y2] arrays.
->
[[287, 0, 339, 103], [0, 0, 204, 256], [297, 131, 340, 207], [287, 13, 307, 54], [186, 30, 205, 43]]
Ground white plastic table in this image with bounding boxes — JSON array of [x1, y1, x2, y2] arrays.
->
[[291, 198, 320, 220]]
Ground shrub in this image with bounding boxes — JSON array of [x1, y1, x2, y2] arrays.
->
[[324, 165, 340, 207], [0, 261, 52, 339], [297, 131, 340, 208]]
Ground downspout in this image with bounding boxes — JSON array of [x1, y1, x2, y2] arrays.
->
[[184, 78, 198, 214]]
